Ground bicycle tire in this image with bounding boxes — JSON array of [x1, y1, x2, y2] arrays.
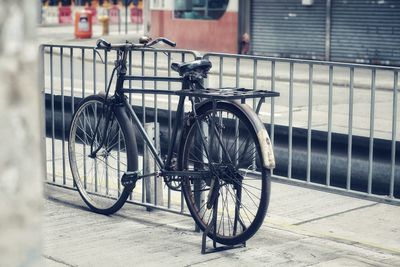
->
[[68, 94, 138, 215], [179, 101, 271, 245]]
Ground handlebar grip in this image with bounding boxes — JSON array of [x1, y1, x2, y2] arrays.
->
[[96, 39, 111, 50], [161, 38, 176, 47]]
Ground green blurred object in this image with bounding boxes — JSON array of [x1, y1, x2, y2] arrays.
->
[[174, 0, 229, 20]]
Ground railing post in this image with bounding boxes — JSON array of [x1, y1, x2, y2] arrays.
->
[[39, 45, 47, 182], [144, 122, 163, 210]]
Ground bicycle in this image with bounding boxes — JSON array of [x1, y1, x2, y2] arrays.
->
[[68, 37, 279, 247]]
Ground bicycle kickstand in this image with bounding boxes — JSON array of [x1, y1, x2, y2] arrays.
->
[[200, 195, 246, 254]]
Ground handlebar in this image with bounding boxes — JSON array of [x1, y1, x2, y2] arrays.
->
[[95, 37, 176, 51], [147, 37, 176, 47]]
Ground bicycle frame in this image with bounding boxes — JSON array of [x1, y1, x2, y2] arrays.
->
[[107, 47, 198, 176], [120, 77, 188, 172]]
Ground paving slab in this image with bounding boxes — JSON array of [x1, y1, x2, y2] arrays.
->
[[43, 183, 400, 266]]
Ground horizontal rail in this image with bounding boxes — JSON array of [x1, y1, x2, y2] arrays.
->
[[203, 52, 400, 72]]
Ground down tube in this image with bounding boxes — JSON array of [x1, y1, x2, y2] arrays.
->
[[122, 98, 165, 169]]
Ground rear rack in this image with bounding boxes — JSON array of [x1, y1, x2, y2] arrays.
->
[[122, 87, 280, 100], [175, 87, 279, 100]]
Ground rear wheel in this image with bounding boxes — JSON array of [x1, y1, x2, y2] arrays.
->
[[68, 95, 137, 215], [179, 101, 270, 245]]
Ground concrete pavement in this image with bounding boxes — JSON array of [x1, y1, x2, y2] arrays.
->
[[43, 182, 400, 266]]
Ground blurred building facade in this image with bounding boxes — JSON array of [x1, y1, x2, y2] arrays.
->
[[43, 0, 142, 6], [149, 0, 400, 65], [149, 0, 238, 53]]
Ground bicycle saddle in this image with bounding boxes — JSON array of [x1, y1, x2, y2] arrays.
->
[[171, 59, 212, 76]]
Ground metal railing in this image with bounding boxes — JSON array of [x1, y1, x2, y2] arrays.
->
[[40, 44, 400, 216], [203, 52, 399, 203]]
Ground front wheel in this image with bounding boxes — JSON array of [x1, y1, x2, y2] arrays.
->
[[179, 101, 271, 246], [68, 94, 138, 215]]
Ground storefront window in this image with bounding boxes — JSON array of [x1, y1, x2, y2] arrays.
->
[[174, 0, 229, 20]]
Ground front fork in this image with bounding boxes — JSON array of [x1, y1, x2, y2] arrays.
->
[[88, 100, 114, 159]]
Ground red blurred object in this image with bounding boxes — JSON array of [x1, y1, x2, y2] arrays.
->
[[109, 5, 120, 24], [75, 10, 92, 39], [130, 7, 143, 24], [59, 6, 72, 24], [85, 6, 97, 23]]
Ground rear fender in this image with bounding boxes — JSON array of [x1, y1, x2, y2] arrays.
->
[[196, 100, 275, 169]]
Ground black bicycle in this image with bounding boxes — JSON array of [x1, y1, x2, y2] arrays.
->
[[68, 37, 278, 246]]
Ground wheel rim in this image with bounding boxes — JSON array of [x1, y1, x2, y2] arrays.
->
[[69, 99, 129, 210], [181, 107, 267, 242]]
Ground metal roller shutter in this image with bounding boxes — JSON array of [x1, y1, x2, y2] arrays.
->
[[331, 0, 400, 65], [251, 0, 326, 60]]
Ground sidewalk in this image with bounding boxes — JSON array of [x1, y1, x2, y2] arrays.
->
[[43, 182, 400, 266]]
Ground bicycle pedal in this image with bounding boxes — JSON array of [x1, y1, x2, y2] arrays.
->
[[121, 171, 139, 188]]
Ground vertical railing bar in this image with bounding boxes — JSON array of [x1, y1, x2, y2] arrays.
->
[[129, 50, 132, 103], [154, 51, 158, 206], [40, 46, 47, 182], [219, 56, 223, 88], [235, 57, 240, 88], [70, 48, 74, 114], [252, 60, 258, 170], [142, 50, 146, 204], [326, 65, 333, 186], [105, 50, 109, 193], [270, 60, 276, 176], [82, 48, 86, 97], [347, 67, 354, 191], [127, 50, 132, 199], [368, 69, 376, 194], [50, 47, 55, 183], [390, 71, 398, 198], [93, 48, 98, 191], [167, 52, 172, 209], [60, 47, 66, 185], [288, 62, 294, 179], [104, 50, 108, 94], [93, 49, 96, 94], [252, 60, 257, 107], [306, 64, 313, 183], [82, 48, 87, 188], [81, 48, 85, 98], [233, 56, 241, 170], [181, 52, 186, 213]]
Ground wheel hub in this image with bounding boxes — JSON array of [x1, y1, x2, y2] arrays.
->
[[212, 163, 243, 186], [88, 148, 109, 159]]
